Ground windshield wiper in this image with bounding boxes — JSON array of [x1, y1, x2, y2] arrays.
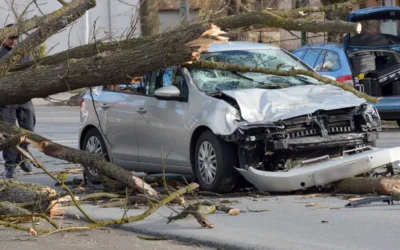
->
[[293, 75, 317, 85], [232, 71, 265, 84]]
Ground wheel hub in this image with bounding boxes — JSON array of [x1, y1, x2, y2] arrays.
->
[[198, 141, 217, 185]]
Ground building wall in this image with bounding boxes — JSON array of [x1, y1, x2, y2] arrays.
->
[[159, 10, 200, 32], [278, 0, 326, 51], [0, 0, 141, 55]]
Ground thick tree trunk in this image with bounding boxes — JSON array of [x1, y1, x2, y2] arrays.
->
[[0, 180, 56, 204], [0, 122, 158, 197], [140, 0, 161, 37], [12, 5, 361, 72], [335, 177, 400, 198], [0, 24, 227, 106], [0, 0, 96, 76]]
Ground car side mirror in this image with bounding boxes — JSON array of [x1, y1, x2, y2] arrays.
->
[[153, 85, 181, 100]]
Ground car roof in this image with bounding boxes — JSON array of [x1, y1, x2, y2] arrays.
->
[[347, 6, 400, 22], [293, 42, 344, 51], [208, 42, 280, 52]]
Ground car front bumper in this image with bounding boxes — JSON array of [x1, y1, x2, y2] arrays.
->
[[236, 146, 400, 192]]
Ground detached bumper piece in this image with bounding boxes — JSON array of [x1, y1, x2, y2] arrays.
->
[[345, 196, 396, 208], [236, 146, 400, 192]]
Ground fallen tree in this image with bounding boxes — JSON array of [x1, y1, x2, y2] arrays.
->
[[0, 121, 158, 197], [335, 177, 400, 199], [11, 4, 362, 72]]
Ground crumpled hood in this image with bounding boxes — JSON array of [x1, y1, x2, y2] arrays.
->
[[221, 84, 366, 123]]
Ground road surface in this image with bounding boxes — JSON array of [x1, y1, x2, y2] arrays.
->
[[3, 107, 400, 250]]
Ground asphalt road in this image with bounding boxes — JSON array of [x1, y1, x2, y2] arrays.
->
[[4, 107, 400, 250]]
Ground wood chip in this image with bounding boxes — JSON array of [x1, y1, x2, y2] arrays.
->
[[228, 208, 240, 216]]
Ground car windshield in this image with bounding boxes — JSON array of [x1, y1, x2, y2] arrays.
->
[[349, 19, 400, 46], [189, 49, 322, 93]]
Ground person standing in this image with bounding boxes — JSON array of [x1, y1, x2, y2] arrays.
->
[[0, 23, 36, 178]]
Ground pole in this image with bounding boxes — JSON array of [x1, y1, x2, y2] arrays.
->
[[180, 0, 190, 25]]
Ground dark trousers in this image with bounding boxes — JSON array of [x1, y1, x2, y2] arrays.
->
[[0, 101, 35, 166]]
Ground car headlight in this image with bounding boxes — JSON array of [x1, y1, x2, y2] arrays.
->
[[361, 103, 381, 127], [226, 106, 241, 122]]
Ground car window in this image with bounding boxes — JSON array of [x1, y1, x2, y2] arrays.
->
[[302, 49, 321, 68], [148, 66, 188, 97], [103, 76, 146, 95], [293, 49, 306, 59], [321, 50, 341, 72], [314, 50, 327, 71]]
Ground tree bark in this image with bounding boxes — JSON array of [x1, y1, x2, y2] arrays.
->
[[12, 5, 361, 72], [139, 0, 161, 37], [0, 23, 228, 106], [0, 180, 56, 204], [0, 202, 31, 216], [0, 122, 158, 197], [335, 177, 400, 198], [0, 0, 96, 76], [274, 0, 361, 19], [0, 132, 25, 151]]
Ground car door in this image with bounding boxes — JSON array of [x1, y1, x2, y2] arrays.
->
[[134, 66, 190, 171], [100, 82, 142, 166]]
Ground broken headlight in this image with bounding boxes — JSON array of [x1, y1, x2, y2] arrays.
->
[[358, 103, 381, 131], [226, 106, 241, 122]]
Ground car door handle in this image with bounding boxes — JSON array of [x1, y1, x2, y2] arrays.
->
[[136, 107, 147, 114], [100, 103, 110, 110]]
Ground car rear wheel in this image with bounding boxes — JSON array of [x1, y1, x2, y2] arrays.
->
[[82, 128, 109, 184], [194, 130, 238, 193]]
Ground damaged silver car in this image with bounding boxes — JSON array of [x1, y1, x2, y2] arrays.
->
[[79, 41, 400, 193]]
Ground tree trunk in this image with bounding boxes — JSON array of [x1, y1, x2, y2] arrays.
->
[[0, 0, 96, 76], [0, 23, 227, 106], [335, 178, 400, 198], [12, 5, 361, 73], [139, 0, 161, 37], [0, 122, 158, 197], [0, 180, 56, 204]]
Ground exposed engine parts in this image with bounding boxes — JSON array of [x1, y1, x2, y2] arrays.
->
[[221, 104, 381, 172]]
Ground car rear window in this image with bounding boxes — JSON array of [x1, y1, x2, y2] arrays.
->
[[302, 49, 321, 68]]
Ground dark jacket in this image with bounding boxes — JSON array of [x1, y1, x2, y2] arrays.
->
[[0, 45, 34, 63]]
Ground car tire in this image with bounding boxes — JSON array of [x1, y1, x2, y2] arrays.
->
[[82, 128, 109, 185], [194, 130, 238, 193], [397, 120, 400, 128]]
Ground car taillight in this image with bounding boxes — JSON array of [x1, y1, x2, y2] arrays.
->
[[336, 75, 354, 87]]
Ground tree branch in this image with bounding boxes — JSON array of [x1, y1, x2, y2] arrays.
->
[[0, 0, 96, 76], [185, 60, 378, 103], [0, 122, 159, 197], [0, 0, 92, 44]]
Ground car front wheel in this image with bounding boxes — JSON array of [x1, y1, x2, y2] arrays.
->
[[194, 130, 238, 193], [82, 128, 109, 184]]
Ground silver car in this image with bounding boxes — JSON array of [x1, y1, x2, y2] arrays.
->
[[79, 42, 399, 193]]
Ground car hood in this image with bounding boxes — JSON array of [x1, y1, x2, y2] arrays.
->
[[221, 84, 366, 123]]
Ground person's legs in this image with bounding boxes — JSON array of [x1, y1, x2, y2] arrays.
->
[[0, 105, 18, 178], [15, 101, 36, 173]]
